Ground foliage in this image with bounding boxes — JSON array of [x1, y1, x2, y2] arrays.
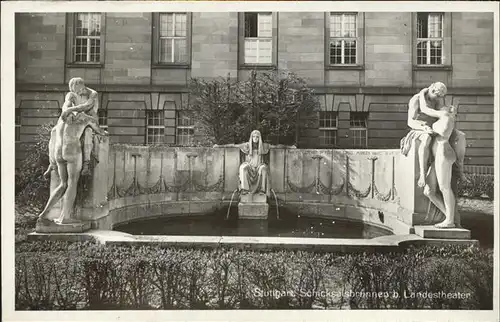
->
[[15, 242, 493, 310], [187, 75, 248, 146], [458, 173, 494, 200], [186, 69, 318, 146], [15, 123, 54, 210]]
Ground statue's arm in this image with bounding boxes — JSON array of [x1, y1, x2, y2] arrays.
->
[[418, 88, 445, 119], [61, 92, 75, 111], [407, 95, 427, 131], [64, 90, 97, 114]]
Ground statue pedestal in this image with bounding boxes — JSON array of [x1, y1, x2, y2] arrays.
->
[[76, 135, 110, 222], [414, 225, 471, 239], [399, 137, 471, 240], [397, 140, 429, 225], [238, 193, 269, 219], [35, 219, 91, 233]]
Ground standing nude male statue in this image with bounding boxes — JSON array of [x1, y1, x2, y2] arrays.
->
[[38, 78, 107, 225]]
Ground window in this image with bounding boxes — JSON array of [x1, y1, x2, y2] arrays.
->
[[319, 111, 338, 147], [329, 13, 357, 65], [15, 108, 21, 142], [350, 112, 368, 148], [158, 13, 188, 64], [243, 12, 273, 65], [152, 13, 191, 66], [416, 13, 443, 65], [176, 111, 194, 146], [98, 109, 108, 130], [146, 110, 165, 144], [73, 13, 102, 63]]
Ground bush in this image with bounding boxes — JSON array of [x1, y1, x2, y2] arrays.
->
[[458, 173, 494, 200], [187, 70, 318, 146], [15, 242, 493, 310], [15, 123, 54, 210]]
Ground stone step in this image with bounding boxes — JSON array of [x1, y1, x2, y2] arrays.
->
[[414, 225, 471, 239]]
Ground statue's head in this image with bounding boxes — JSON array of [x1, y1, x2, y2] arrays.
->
[[69, 77, 86, 95], [251, 130, 261, 144], [428, 82, 447, 100], [248, 130, 265, 155]]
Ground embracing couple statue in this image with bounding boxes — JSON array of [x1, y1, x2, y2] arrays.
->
[[401, 82, 467, 229], [37, 77, 108, 227]]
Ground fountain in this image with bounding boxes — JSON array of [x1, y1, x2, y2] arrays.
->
[[214, 130, 295, 221], [225, 189, 240, 220], [28, 80, 479, 250]]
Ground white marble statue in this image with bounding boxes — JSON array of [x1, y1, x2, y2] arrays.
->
[[38, 77, 108, 226], [214, 130, 295, 197], [417, 86, 467, 228]]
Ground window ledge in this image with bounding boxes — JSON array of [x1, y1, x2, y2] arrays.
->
[[152, 64, 190, 69], [239, 64, 277, 70], [326, 65, 364, 70], [413, 65, 452, 71], [66, 63, 103, 69]]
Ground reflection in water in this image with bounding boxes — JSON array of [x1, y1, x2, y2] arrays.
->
[[114, 206, 392, 239]]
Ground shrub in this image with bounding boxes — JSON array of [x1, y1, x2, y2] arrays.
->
[[187, 70, 318, 146], [458, 173, 494, 200], [15, 242, 493, 310], [15, 123, 54, 210]]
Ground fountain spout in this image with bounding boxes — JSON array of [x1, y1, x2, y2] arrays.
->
[[225, 189, 240, 220], [271, 189, 280, 220]]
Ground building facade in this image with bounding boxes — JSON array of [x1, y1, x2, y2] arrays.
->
[[15, 12, 494, 167]]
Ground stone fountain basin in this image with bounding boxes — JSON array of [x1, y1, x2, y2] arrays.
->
[[28, 230, 478, 252], [28, 200, 478, 251]]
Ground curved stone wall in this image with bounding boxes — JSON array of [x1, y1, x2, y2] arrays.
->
[[83, 144, 423, 234]]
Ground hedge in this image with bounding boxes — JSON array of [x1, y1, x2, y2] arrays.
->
[[458, 174, 494, 200], [15, 241, 493, 310]]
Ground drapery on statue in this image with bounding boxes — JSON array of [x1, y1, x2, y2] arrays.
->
[[214, 130, 296, 197], [38, 77, 108, 226]]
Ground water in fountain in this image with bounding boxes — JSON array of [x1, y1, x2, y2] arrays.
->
[[225, 188, 240, 220], [115, 206, 392, 239], [271, 189, 280, 220]]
